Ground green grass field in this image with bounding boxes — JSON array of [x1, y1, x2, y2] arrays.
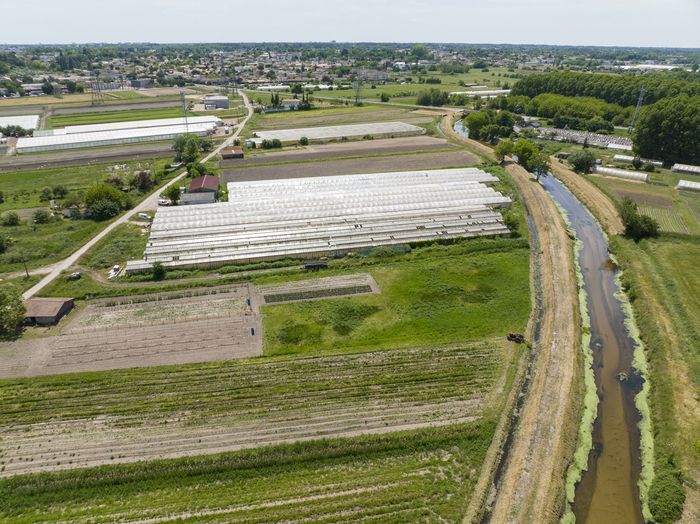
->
[[80, 223, 149, 269], [47, 107, 183, 128], [263, 246, 529, 357]]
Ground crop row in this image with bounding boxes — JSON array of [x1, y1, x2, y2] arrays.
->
[[1, 345, 499, 425]]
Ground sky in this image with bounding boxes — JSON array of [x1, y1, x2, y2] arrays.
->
[[3, 0, 700, 48]]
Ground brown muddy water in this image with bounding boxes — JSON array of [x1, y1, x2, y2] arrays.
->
[[541, 176, 644, 524]]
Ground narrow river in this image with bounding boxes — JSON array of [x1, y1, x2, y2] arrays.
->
[[540, 175, 644, 524]]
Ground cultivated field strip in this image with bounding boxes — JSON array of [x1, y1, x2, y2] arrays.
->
[[638, 205, 690, 234], [0, 344, 500, 476], [65, 288, 249, 333], [0, 423, 491, 523]]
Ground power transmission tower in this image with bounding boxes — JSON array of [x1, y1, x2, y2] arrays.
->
[[90, 73, 104, 106], [628, 86, 645, 132], [180, 89, 189, 134], [352, 70, 364, 106]]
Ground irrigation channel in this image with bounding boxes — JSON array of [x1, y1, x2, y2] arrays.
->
[[540, 175, 644, 524]]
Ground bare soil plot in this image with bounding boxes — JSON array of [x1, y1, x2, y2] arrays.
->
[[258, 273, 380, 304], [0, 344, 501, 477], [251, 106, 432, 130], [220, 136, 454, 168], [0, 285, 261, 378], [223, 149, 479, 182]]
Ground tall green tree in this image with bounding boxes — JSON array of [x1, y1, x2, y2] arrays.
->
[[0, 288, 25, 341]]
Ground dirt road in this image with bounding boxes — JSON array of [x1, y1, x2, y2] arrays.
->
[[549, 157, 624, 235], [485, 163, 579, 523]]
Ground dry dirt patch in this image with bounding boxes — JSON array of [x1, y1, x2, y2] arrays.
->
[[223, 150, 478, 182]]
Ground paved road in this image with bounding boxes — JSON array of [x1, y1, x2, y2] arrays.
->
[[22, 91, 253, 300]]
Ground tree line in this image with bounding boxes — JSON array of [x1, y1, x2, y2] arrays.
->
[[511, 71, 700, 106]]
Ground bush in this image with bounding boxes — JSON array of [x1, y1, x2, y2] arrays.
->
[[620, 197, 659, 241], [84, 183, 125, 219], [0, 234, 8, 253], [39, 187, 53, 202], [0, 191, 4, 204], [89, 200, 121, 220], [649, 467, 686, 523], [32, 208, 52, 224], [52, 185, 68, 198], [1, 211, 20, 226], [568, 150, 597, 173], [152, 261, 166, 281], [299, 136, 309, 146]]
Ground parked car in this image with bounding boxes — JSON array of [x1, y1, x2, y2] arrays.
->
[[67, 271, 82, 281], [138, 213, 152, 220], [158, 199, 171, 206]]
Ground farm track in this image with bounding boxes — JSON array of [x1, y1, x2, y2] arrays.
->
[[486, 163, 579, 523], [0, 344, 500, 477]]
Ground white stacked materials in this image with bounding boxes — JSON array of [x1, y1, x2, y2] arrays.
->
[[613, 154, 663, 166], [126, 168, 511, 272], [0, 114, 40, 130], [677, 179, 700, 192], [672, 163, 700, 175], [251, 121, 423, 146], [594, 166, 649, 182]]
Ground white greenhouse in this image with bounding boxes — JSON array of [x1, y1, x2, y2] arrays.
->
[[594, 166, 649, 182], [677, 179, 700, 192], [613, 154, 663, 167], [16, 122, 218, 153], [127, 168, 512, 272], [0, 114, 40, 130], [672, 163, 700, 175]]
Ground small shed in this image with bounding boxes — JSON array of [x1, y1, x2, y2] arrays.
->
[[24, 297, 74, 326], [188, 175, 219, 193], [221, 147, 244, 159], [202, 94, 230, 110]]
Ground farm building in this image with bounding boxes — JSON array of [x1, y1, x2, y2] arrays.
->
[[250, 121, 423, 147], [672, 163, 700, 175], [449, 89, 512, 97], [0, 114, 40, 131], [677, 179, 700, 192], [126, 168, 511, 272], [16, 116, 221, 153], [594, 166, 649, 182], [24, 297, 74, 326], [221, 147, 244, 159], [202, 94, 229, 110], [189, 175, 219, 193]]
